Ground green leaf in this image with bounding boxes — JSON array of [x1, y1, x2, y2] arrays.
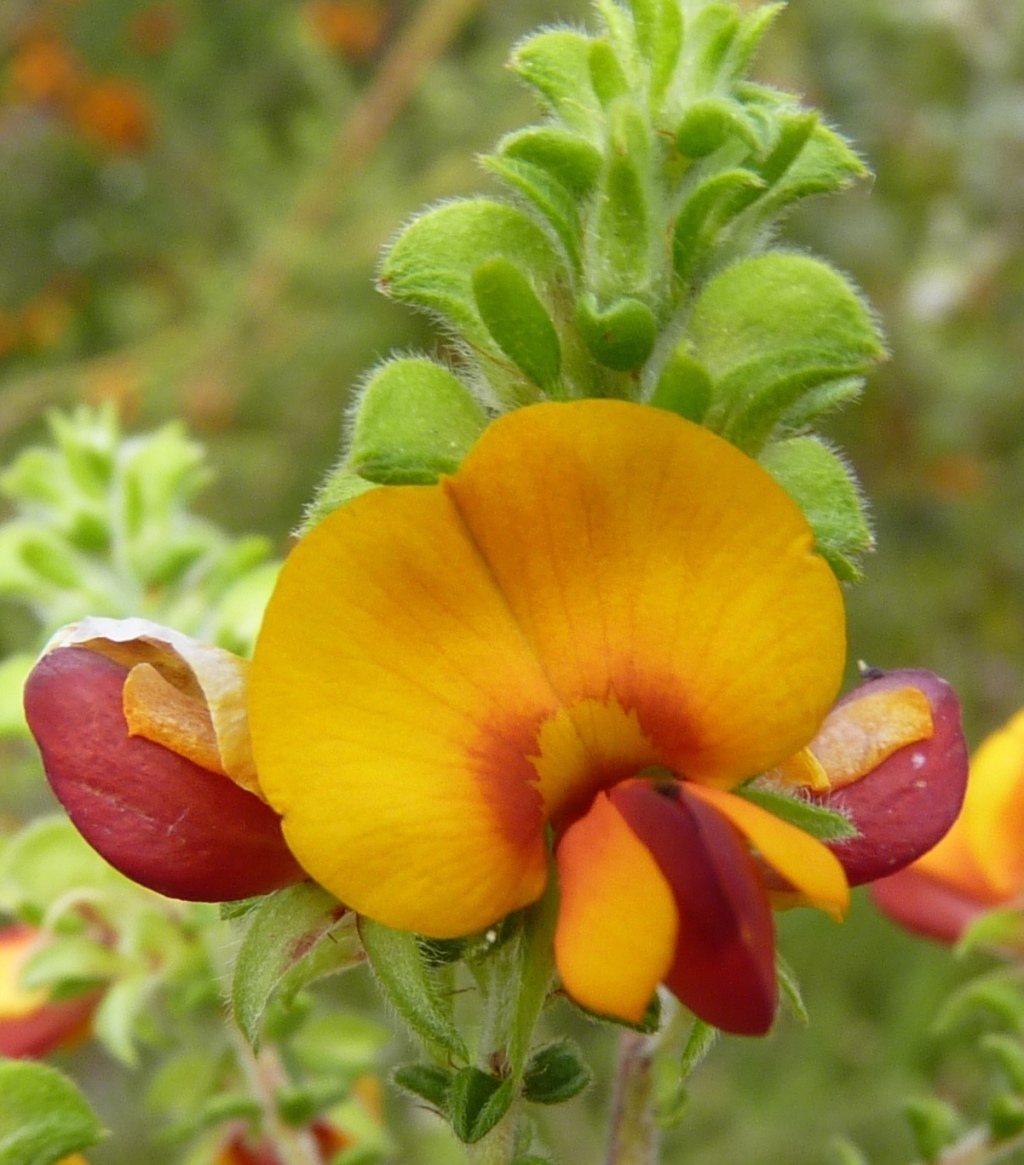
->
[[379, 200, 564, 401], [630, 0, 683, 102], [522, 1041, 592, 1105], [448, 1068, 515, 1144], [0, 1059, 106, 1165], [676, 98, 758, 159], [510, 30, 601, 135], [989, 1094, 1024, 1140], [759, 437, 873, 582], [0, 653, 35, 738], [650, 346, 713, 423], [232, 882, 359, 1049], [300, 471, 377, 536], [576, 294, 657, 372], [753, 122, 867, 218], [904, 1097, 961, 1163], [482, 156, 582, 270], [671, 168, 765, 282], [497, 126, 603, 197], [91, 973, 158, 1066], [731, 3, 786, 76], [594, 105, 651, 291], [0, 817, 127, 921], [825, 1139, 871, 1165], [980, 1034, 1024, 1092], [472, 259, 563, 393], [392, 1063, 454, 1113], [688, 4, 740, 90], [776, 954, 809, 1025], [345, 358, 487, 484], [737, 786, 858, 843], [934, 971, 1024, 1036], [588, 39, 630, 106], [679, 1019, 719, 1080], [20, 934, 125, 991], [359, 918, 468, 1061], [692, 252, 885, 453], [956, 906, 1024, 958]]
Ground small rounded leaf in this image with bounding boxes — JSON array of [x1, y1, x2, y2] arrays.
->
[[576, 294, 657, 372], [522, 1041, 592, 1105], [651, 346, 713, 423], [347, 358, 487, 485], [676, 98, 758, 158], [472, 259, 562, 392], [448, 1068, 515, 1145]]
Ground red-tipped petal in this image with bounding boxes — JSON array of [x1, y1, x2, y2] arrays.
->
[[24, 647, 305, 902], [611, 780, 777, 1036], [870, 868, 993, 946], [812, 669, 969, 885]]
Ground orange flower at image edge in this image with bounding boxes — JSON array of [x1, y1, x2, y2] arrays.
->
[[874, 708, 1024, 944], [248, 400, 965, 1035]]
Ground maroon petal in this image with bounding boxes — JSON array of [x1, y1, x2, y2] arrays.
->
[[24, 647, 306, 901], [812, 669, 969, 886], [870, 867, 992, 946], [611, 779, 776, 1036]]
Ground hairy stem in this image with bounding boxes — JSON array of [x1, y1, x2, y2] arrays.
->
[[605, 1030, 659, 1165]]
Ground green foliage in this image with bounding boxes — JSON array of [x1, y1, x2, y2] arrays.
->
[[521, 1041, 592, 1105], [0, 1060, 106, 1165], [448, 1067, 515, 1144], [231, 882, 362, 1049]]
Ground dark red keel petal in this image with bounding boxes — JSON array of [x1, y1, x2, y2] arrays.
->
[[871, 867, 993, 946], [24, 647, 306, 902], [611, 780, 777, 1036], [812, 669, 969, 886]]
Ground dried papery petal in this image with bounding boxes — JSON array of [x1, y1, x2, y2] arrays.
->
[[611, 781, 777, 1035], [46, 616, 261, 798], [809, 669, 969, 885], [24, 647, 305, 901], [0, 924, 99, 1059], [870, 868, 993, 946]]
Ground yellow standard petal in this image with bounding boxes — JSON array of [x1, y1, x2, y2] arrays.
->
[[554, 792, 678, 1023], [687, 783, 850, 921], [447, 401, 845, 806]]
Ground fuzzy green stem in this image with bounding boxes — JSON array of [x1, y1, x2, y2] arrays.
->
[[605, 1030, 660, 1165]]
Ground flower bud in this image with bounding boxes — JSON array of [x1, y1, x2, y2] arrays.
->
[[0, 924, 99, 1059], [24, 619, 305, 902], [803, 668, 969, 885]]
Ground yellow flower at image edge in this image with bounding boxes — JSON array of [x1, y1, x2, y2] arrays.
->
[[249, 401, 849, 1035]]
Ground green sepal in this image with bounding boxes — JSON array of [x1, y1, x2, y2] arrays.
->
[[300, 471, 377, 536], [497, 126, 603, 195], [392, 1063, 454, 1113], [482, 155, 582, 270], [981, 1034, 1024, 1093], [0, 1060, 106, 1165], [904, 1097, 961, 1163], [448, 1068, 515, 1144], [650, 345, 713, 423], [472, 259, 563, 393], [522, 1040, 592, 1105], [757, 111, 821, 190], [345, 358, 487, 485], [826, 1139, 871, 1165], [671, 168, 765, 283], [990, 1094, 1024, 1140], [589, 38, 630, 107], [379, 200, 564, 401], [231, 882, 360, 1049], [359, 918, 469, 1062], [676, 98, 759, 159], [679, 1019, 719, 1081], [754, 122, 867, 219], [510, 30, 601, 135], [576, 294, 657, 372], [776, 953, 809, 1025], [594, 0, 640, 78], [778, 376, 864, 433], [738, 785, 858, 844], [758, 436, 874, 582], [692, 252, 885, 453]]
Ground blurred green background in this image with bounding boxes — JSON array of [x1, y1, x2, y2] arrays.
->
[[0, 0, 1022, 1161]]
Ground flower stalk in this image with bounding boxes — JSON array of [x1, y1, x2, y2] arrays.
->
[[605, 1031, 659, 1165]]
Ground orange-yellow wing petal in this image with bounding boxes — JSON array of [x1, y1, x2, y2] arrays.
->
[[687, 783, 850, 921], [250, 486, 557, 937], [554, 792, 678, 1023]]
